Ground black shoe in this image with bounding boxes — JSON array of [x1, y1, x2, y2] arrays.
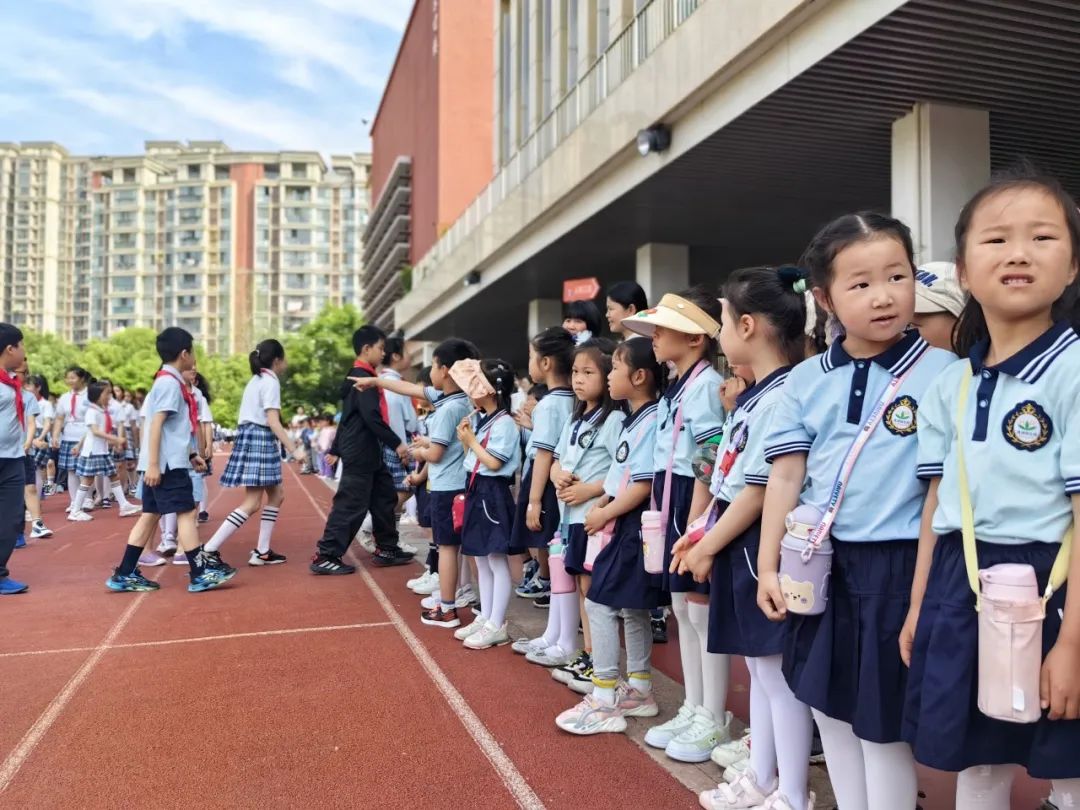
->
[[532, 594, 550, 609], [310, 554, 356, 575], [199, 549, 237, 576], [651, 614, 668, 644], [198, 511, 209, 524], [371, 546, 413, 567]]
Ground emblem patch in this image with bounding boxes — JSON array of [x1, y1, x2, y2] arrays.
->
[[730, 421, 749, 453], [615, 441, 630, 463], [1003, 401, 1052, 451], [577, 428, 597, 449], [884, 396, 918, 436]]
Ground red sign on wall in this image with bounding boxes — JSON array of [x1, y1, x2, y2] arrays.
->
[[562, 277, 600, 303]]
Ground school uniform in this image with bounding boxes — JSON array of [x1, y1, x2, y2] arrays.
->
[[588, 402, 666, 610], [20, 391, 39, 485], [552, 408, 624, 574], [425, 388, 472, 547], [0, 373, 27, 579], [220, 370, 283, 488], [121, 400, 138, 461], [707, 368, 791, 657], [414, 414, 432, 529], [511, 387, 574, 550], [76, 406, 118, 479], [461, 410, 521, 557], [108, 400, 126, 462], [904, 322, 1080, 778], [654, 362, 725, 594], [56, 390, 89, 473], [380, 368, 418, 492], [33, 397, 55, 469], [188, 386, 213, 502], [137, 365, 197, 516], [764, 330, 954, 744]]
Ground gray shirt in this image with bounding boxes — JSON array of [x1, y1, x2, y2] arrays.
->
[[137, 366, 193, 473], [0, 381, 24, 458]]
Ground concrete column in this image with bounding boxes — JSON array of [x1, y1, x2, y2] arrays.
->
[[892, 102, 990, 264], [528, 297, 562, 336], [635, 243, 688, 304]]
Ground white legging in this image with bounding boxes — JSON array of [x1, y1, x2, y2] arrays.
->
[[745, 655, 813, 809], [813, 710, 917, 810], [670, 593, 729, 720], [474, 554, 512, 627], [956, 765, 1080, 809]]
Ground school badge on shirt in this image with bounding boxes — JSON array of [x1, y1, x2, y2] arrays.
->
[[615, 441, 629, 463], [1003, 401, 1052, 451], [578, 429, 597, 449], [884, 396, 918, 436]]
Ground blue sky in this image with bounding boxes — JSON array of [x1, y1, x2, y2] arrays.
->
[[0, 0, 412, 156]]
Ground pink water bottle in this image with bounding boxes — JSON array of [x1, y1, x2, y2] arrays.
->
[[778, 504, 833, 616], [977, 563, 1044, 723], [641, 511, 665, 574], [548, 532, 576, 594]]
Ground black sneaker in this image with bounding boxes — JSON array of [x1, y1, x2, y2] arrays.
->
[[532, 594, 550, 609], [310, 554, 356, 575], [371, 546, 413, 567], [198, 511, 210, 524], [552, 650, 590, 686], [199, 549, 237, 576], [249, 548, 287, 566], [651, 609, 668, 643]]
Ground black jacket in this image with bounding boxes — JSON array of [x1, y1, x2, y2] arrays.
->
[[330, 367, 402, 472]]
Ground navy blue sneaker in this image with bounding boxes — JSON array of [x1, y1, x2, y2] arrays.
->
[[188, 568, 234, 593], [199, 549, 237, 576], [106, 569, 159, 592], [515, 576, 550, 599], [0, 577, 28, 595], [14, 534, 25, 549]]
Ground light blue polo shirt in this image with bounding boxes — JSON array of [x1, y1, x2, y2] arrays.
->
[[137, 366, 193, 473], [603, 402, 659, 498], [554, 408, 625, 524], [919, 321, 1080, 545], [654, 363, 725, 478], [463, 409, 521, 478], [0, 381, 26, 458], [764, 330, 955, 542], [22, 391, 40, 443], [524, 387, 575, 471], [426, 390, 471, 492], [712, 367, 791, 503]]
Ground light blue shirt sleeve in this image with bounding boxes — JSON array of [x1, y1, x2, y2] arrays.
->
[[486, 417, 520, 464], [530, 400, 563, 453], [600, 412, 625, 465], [629, 419, 657, 483], [916, 370, 952, 481], [684, 375, 725, 444], [553, 419, 572, 462], [23, 391, 40, 417], [742, 401, 777, 487], [764, 383, 812, 462], [427, 405, 457, 447]]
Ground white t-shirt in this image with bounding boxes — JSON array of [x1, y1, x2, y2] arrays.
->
[[237, 370, 281, 427], [108, 400, 124, 435], [80, 406, 111, 457], [194, 387, 213, 423], [37, 398, 56, 428], [57, 390, 89, 441]]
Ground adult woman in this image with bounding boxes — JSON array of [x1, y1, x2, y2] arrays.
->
[[605, 281, 648, 338]]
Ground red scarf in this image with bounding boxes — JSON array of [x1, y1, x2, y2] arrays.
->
[[0, 369, 24, 430], [354, 360, 389, 424], [155, 369, 198, 434], [92, 404, 112, 434], [70, 390, 78, 416]]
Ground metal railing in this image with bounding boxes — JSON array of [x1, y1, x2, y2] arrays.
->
[[409, 0, 701, 293]]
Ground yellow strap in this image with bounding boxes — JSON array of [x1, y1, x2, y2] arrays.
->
[[954, 362, 1072, 610]]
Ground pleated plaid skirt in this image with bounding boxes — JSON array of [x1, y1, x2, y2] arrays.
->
[[57, 440, 80, 472], [220, 423, 282, 488], [75, 453, 117, 479]]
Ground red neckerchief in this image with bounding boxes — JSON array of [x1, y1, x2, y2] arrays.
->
[[92, 404, 112, 434], [354, 360, 389, 424], [70, 390, 78, 416], [155, 369, 197, 433], [0, 369, 24, 430]]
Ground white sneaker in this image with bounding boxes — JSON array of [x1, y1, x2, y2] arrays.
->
[[410, 571, 440, 595], [512, 636, 551, 655], [118, 504, 141, 517], [399, 514, 418, 527], [712, 731, 751, 768], [453, 617, 486, 641], [644, 700, 697, 749], [397, 541, 418, 555], [157, 537, 178, 554], [65, 503, 73, 513], [30, 523, 53, 539], [759, 790, 815, 810], [665, 708, 732, 763], [455, 584, 477, 608], [723, 757, 751, 784], [698, 769, 775, 810], [406, 570, 434, 590], [525, 645, 574, 667], [358, 532, 376, 554], [463, 621, 509, 649], [67, 510, 92, 522]]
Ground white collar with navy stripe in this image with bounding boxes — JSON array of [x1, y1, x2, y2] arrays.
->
[[735, 366, 792, 413], [968, 320, 1079, 384], [623, 401, 658, 431], [820, 330, 929, 376], [434, 391, 467, 410]]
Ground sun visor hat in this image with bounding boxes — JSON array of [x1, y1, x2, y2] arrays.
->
[[620, 293, 721, 339]]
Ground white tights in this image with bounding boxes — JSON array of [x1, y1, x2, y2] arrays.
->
[[671, 593, 730, 720], [745, 655, 813, 809], [956, 765, 1080, 810], [474, 554, 512, 627], [812, 710, 917, 810]]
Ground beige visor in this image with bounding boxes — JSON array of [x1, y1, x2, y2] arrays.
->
[[621, 293, 721, 339]]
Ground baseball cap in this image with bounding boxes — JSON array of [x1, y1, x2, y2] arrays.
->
[[621, 293, 721, 339], [914, 262, 966, 318]]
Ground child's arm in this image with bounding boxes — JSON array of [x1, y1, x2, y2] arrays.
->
[[144, 411, 168, 486], [557, 478, 605, 506], [756, 453, 807, 621], [583, 482, 650, 535], [23, 413, 36, 453], [527, 449, 555, 531], [90, 421, 125, 448], [353, 375, 428, 401], [900, 479, 940, 667], [550, 459, 575, 489], [1040, 493, 1080, 720], [266, 409, 304, 461], [458, 419, 505, 472], [51, 410, 65, 447], [674, 484, 766, 583]]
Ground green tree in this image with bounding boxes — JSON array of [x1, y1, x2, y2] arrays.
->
[[200, 352, 251, 428], [23, 331, 81, 392], [281, 303, 365, 416], [79, 328, 163, 390]]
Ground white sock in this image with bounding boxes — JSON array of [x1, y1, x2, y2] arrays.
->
[[110, 482, 132, 508], [956, 765, 1014, 810], [67, 472, 78, 503], [206, 509, 250, 552], [593, 683, 616, 705], [554, 590, 579, 654], [688, 598, 729, 720], [670, 593, 703, 707], [165, 513, 177, 539], [1051, 779, 1080, 809], [628, 673, 652, 695], [745, 658, 779, 788], [487, 554, 512, 627], [813, 710, 868, 810], [540, 589, 563, 646], [35, 469, 43, 492], [474, 554, 492, 622], [863, 739, 917, 810], [71, 484, 90, 514], [755, 655, 813, 808], [257, 506, 279, 553], [198, 499, 207, 513]]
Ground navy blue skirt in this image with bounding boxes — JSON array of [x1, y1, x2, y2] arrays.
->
[[462, 476, 515, 557], [707, 503, 783, 657], [510, 465, 560, 551], [655, 471, 707, 595], [429, 489, 463, 547], [903, 533, 1080, 778], [783, 538, 916, 744], [563, 523, 589, 576], [416, 483, 432, 529], [587, 505, 668, 610]]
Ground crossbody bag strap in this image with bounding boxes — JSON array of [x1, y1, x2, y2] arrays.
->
[[657, 360, 709, 524], [467, 414, 502, 491]]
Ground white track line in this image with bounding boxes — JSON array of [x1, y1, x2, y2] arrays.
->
[[292, 466, 546, 810]]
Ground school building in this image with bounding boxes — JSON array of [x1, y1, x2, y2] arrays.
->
[[389, 0, 1080, 364]]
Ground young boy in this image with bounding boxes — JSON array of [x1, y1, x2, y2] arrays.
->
[[106, 327, 234, 593], [0, 324, 28, 594], [911, 260, 965, 351], [310, 325, 413, 574], [380, 336, 419, 524]]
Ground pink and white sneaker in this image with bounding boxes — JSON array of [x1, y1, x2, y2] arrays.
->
[[698, 769, 776, 810], [615, 682, 659, 717], [555, 694, 627, 735]]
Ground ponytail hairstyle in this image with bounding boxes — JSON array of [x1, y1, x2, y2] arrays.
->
[[722, 266, 809, 366], [194, 371, 213, 405], [571, 337, 619, 423], [249, 338, 285, 376], [481, 358, 517, 414], [530, 326, 576, 377], [28, 374, 50, 399], [87, 380, 110, 406], [66, 365, 92, 387], [612, 336, 666, 401], [675, 286, 724, 365], [952, 164, 1080, 357]]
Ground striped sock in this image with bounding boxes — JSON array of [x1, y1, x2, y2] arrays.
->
[[205, 509, 250, 552], [71, 484, 91, 514], [257, 506, 279, 554]]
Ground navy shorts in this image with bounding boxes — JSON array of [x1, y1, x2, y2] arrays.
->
[[416, 484, 432, 529], [23, 455, 35, 486], [429, 489, 463, 547], [141, 468, 196, 516], [563, 523, 589, 576]]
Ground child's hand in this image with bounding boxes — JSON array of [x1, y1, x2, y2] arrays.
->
[[899, 607, 920, 668], [552, 469, 575, 489], [514, 410, 533, 431], [682, 543, 715, 583], [526, 502, 542, 532], [720, 377, 748, 413], [583, 505, 607, 536], [352, 377, 378, 390], [558, 481, 592, 506], [757, 571, 787, 622], [144, 463, 161, 488], [669, 534, 691, 573], [191, 456, 208, 473], [411, 435, 431, 449], [1041, 637, 1080, 720], [325, 454, 338, 468], [409, 444, 425, 461], [456, 418, 475, 446], [32, 437, 46, 450]]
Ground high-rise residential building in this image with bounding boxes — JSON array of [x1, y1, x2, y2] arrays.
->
[[0, 140, 369, 354]]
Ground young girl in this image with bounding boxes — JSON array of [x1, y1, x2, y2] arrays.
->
[[564, 300, 603, 345], [670, 267, 814, 810], [902, 171, 1080, 809], [511, 327, 576, 604], [191, 371, 214, 522], [69, 381, 140, 521], [622, 289, 729, 760], [206, 339, 305, 571], [26, 374, 54, 538], [758, 213, 954, 810], [52, 366, 91, 508], [452, 359, 522, 650], [555, 337, 663, 734], [522, 339, 624, 670]]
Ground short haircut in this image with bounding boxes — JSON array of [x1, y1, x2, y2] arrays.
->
[[384, 336, 405, 361], [432, 337, 480, 367], [353, 325, 386, 355], [156, 327, 194, 363], [0, 323, 23, 356], [87, 380, 110, 405]]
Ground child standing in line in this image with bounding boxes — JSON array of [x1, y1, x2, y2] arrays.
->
[[206, 339, 306, 571], [25, 373, 54, 539], [758, 213, 954, 810], [622, 289, 729, 761], [51, 366, 91, 508], [106, 327, 232, 594], [0, 324, 28, 594], [69, 381, 141, 521], [555, 337, 663, 734], [453, 359, 522, 649], [671, 267, 814, 810], [903, 170, 1080, 809], [910, 261, 965, 352]]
